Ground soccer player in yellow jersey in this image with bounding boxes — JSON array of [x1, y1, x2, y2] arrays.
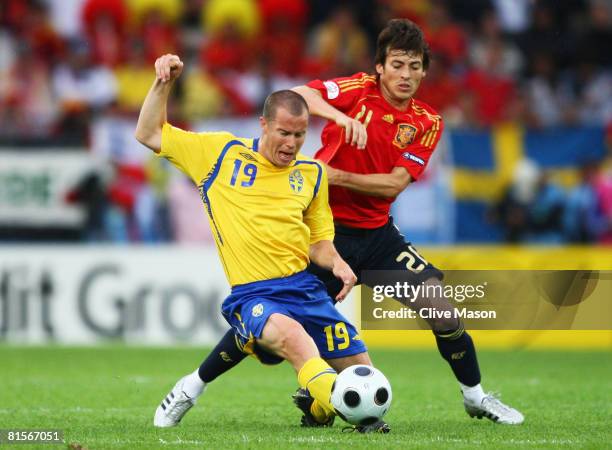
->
[[135, 54, 372, 429]]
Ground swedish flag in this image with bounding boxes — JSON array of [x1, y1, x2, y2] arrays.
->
[[451, 125, 606, 241]]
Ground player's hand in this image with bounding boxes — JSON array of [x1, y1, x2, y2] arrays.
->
[[155, 54, 184, 83], [335, 114, 367, 149], [332, 258, 357, 302]]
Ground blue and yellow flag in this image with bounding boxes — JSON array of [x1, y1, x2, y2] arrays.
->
[[450, 125, 605, 241]]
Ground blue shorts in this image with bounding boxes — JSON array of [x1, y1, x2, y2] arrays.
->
[[222, 270, 367, 364]]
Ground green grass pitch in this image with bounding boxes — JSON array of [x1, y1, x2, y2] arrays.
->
[[1, 346, 610, 449]]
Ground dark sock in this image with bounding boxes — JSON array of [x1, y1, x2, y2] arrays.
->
[[434, 326, 481, 387], [198, 329, 247, 383]]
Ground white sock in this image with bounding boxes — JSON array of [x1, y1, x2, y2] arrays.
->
[[460, 382, 485, 405], [182, 369, 206, 398]]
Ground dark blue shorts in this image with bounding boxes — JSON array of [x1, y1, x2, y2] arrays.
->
[[308, 217, 444, 300], [222, 271, 367, 364]]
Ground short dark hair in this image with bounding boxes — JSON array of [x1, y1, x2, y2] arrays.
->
[[262, 90, 309, 121], [374, 19, 431, 70]]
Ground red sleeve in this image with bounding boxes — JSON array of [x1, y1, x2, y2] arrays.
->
[[394, 117, 443, 181], [306, 72, 376, 113]]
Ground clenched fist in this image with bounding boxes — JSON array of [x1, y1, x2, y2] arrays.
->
[[155, 54, 184, 83]]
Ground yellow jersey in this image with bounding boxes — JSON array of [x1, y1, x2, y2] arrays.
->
[[159, 123, 335, 286]]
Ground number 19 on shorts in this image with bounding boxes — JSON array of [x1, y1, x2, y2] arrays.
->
[[324, 322, 350, 352]]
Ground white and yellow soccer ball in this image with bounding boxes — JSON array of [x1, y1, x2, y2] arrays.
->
[[330, 364, 392, 426]]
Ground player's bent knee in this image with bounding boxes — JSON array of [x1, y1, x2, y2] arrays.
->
[[260, 313, 317, 361]]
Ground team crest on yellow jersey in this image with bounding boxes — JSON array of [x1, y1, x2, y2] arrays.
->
[[393, 123, 418, 149], [288, 169, 304, 193]]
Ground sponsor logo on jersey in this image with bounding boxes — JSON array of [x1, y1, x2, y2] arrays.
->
[[402, 152, 425, 166], [239, 152, 257, 162], [382, 114, 394, 124], [393, 123, 418, 148], [323, 80, 340, 99], [288, 169, 304, 193], [252, 303, 264, 317]]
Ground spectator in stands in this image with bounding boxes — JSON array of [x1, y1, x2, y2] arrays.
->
[[180, 67, 227, 120], [446, 0, 493, 30], [490, 0, 532, 35], [12, 0, 63, 66], [518, 3, 574, 71], [258, 0, 308, 77], [179, 0, 204, 31], [126, 0, 181, 24], [82, 0, 128, 67], [166, 172, 213, 243], [384, 0, 430, 28], [0, 28, 17, 79], [572, 59, 612, 126], [200, 0, 260, 72], [528, 172, 566, 244], [0, 43, 58, 137], [42, 0, 87, 39], [493, 159, 539, 242], [524, 52, 577, 128], [469, 10, 524, 79], [307, 3, 370, 77], [493, 159, 565, 244], [564, 160, 607, 243], [201, 22, 257, 73], [105, 162, 149, 242], [415, 53, 462, 123], [114, 39, 158, 113], [52, 38, 117, 142], [130, 0, 181, 64], [577, 0, 612, 69], [66, 170, 109, 241], [461, 40, 517, 126], [134, 156, 172, 243], [594, 172, 612, 244], [178, 0, 205, 58], [425, 0, 467, 69]]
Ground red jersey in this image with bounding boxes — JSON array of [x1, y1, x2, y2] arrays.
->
[[307, 72, 443, 229]]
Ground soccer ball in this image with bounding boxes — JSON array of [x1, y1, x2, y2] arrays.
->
[[330, 364, 392, 426]]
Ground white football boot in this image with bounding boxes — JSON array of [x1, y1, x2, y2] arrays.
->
[[154, 376, 205, 427], [464, 393, 524, 425]]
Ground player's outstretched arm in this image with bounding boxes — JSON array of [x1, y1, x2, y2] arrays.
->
[[135, 54, 184, 153], [309, 240, 357, 302], [325, 165, 412, 198], [292, 85, 367, 149]]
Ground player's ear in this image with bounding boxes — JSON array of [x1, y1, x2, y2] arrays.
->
[[376, 64, 383, 76], [259, 116, 267, 131]]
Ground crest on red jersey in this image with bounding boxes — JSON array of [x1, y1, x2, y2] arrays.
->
[[393, 124, 417, 149]]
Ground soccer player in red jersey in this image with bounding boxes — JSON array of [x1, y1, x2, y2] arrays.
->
[[180, 19, 524, 429]]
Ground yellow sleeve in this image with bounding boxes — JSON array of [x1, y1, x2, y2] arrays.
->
[[158, 122, 233, 184], [304, 164, 335, 244]]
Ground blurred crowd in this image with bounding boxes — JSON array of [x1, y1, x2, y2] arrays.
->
[[1, 0, 612, 244], [1, 0, 611, 140], [492, 158, 612, 244]]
